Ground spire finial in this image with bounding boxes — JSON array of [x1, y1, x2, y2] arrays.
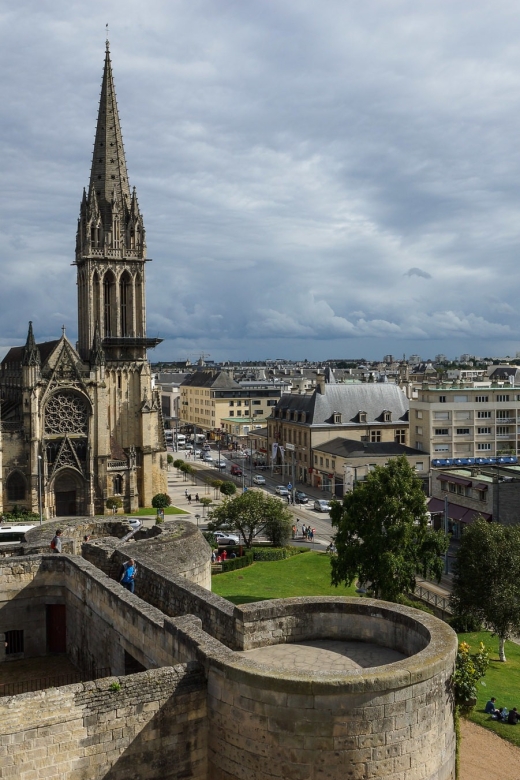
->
[[61, 324, 66, 338], [22, 321, 40, 367], [106, 23, 110, 50]]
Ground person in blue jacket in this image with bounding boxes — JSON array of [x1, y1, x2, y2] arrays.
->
[[120, 559, 136, 593]]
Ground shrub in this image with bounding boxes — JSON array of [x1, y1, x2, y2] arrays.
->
[[215, 551, 254, 573], [448, 613, 483, 633], [151, 493, 171, 509], [167, 454, 174, 465], [251, 547, 309, 561], [452, 641, 490, 714], [106, 496, 122, 513], [173, 459, 184, 469], [393, 594, 434, 615], [109, 681, 121, 692], [220, 481, 236, 497]]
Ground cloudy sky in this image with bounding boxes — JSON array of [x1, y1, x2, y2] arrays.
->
[[2, 0, 520, 362]]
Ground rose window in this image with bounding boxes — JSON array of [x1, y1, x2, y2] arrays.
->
[[44, 393, 88, 435]]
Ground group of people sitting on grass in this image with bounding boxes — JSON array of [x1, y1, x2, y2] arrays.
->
[[485, 698, 520, 724]]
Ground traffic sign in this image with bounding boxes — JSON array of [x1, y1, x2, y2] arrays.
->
[[287, 483, 292, 490]]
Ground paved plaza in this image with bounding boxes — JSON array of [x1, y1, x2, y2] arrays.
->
[[242, 639, 407, 672]]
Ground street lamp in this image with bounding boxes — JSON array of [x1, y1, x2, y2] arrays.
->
[[195, 513, 200, 528], [37, 454, 43, 526]]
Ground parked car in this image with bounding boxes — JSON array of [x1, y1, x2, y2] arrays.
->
[[203, 444, 211, 451], [127, 518, 142, 531], [185, 443, 193, 451], [314, 499, 331, 512], [216, 460, 227, 470], [275, 485, 289, 496], [213, 531, 240, 546], [203, 454, 213, 463], [252, 475, 266, 485], [294, 491, 308, 504]]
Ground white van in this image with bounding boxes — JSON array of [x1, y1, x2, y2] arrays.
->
[[175, 434, 186, 448], [0, 525, 35, 545]]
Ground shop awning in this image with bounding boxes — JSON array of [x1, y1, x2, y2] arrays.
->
[[460, 509, 492, 524], [427, 498, 472, 521]]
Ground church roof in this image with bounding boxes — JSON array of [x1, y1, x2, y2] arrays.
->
[[181, 370, 240, 390], [1, 340, 60, 369], [89, 42, 131, 229]]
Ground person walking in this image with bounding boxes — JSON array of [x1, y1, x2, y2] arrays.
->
[[120, 558, 137, 593], [50, 529, 63, 553], [188, 494, 192, 505], [195, 493, 199, 503]]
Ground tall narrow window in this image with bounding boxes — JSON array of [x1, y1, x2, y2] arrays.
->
[[104, 275, 113, 336], [120, 273, 131, 336]]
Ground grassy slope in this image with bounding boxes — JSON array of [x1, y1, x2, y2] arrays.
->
[[458, 631, 520, 749], [212, 551, 358, 605]]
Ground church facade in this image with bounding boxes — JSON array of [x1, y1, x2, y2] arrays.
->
[[0, 44, 167, 517]]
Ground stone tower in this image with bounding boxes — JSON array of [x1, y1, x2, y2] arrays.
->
[[76, 41, 159, 362], [0, 44, 167, 517]]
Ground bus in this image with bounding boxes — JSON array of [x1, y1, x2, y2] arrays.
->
[[0, 525, 35, 545]]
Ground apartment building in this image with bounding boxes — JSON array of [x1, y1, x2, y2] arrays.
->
[[180, 370, 290, 437], [267, 380, 409, 486], [411, 384, 520, 457], [312, 438, 429, 497]]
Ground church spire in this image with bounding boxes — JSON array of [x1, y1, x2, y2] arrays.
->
[[22, 321, 40, 367], [88, 41, 131, 231]]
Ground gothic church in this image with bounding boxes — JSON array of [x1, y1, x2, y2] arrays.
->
[[0, 44, 167, 517]]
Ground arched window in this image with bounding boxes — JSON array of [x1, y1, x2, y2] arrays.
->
[[103, 272, 116, 337], [92, 271, 100, 328], [113, 475, 123, 494], [7, 472, 26, 502], [120, 272, 132, 337]]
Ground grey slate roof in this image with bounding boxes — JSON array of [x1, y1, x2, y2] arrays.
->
[[180, 370, 240, 390], [314, 437, 420, 458], [275, 383, 409, 425]]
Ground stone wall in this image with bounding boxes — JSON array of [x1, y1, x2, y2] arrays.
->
[[1, 665, 207, 779]]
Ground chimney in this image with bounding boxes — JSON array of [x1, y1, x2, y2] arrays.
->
[[316, 374, 326, 394]]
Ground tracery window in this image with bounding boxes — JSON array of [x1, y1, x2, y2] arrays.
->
[[44, 393, 89, 435], [113, 475, 123, 494]]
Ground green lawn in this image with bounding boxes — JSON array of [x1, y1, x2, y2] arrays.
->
[[129, 506, 188, 516], [212, 551, 358, 605], [458, 631, 520, 748]]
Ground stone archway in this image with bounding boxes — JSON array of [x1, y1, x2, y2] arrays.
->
[[53, 469, 87, 517]]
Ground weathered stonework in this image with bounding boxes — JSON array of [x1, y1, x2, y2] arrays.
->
[[0, 543, 457, 780]]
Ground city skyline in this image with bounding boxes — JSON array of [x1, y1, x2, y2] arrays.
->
[[2, 1, 520, 362]]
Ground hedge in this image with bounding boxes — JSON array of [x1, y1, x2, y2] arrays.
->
[[252, 547, 310, 561], [214, 550, 254, 574]]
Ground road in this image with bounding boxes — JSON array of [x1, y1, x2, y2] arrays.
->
[[167, 445, 335, 547]]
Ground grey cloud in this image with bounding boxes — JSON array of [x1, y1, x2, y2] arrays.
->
[[404, 268, 432, 279], [1, 1, 520, 361]]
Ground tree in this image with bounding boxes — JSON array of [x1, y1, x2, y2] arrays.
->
[[106, 496, 122, 514], [211, 479, 223, 499], [152, 493, 171, 509], [330, 456, 449, 602], [200, 496, 212, 516], [173, 459, 184, 470], [208, 490, 293, 548], [220, 481, 237, 497], [450, 519, 520, 662]]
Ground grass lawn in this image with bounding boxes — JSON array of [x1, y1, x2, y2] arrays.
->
[[129, 506, 188, 516], [211, 551, 358, 605], [458, 630, 520, 748]]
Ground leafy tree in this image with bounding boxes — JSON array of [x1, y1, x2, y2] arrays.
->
[[220, 481, 237, 497], [330, 456, 449, 601], [167, 454, 174, 465], [211, 479, 223, 498], [208, 490, 292, 548], [450, 519, 520, 662], [173, 458, 184, 470], [152, 493, 171, 509], [106, 496, 122, 514], [200, 496, 212, 516]]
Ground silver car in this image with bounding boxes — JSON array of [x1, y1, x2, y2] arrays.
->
[[314, 499, 331, 512]]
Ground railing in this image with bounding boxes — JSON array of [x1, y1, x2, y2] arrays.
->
[[413, 584, 452, 616], [107, 460, 128, 470], [0, 667, 112, 697], [0, 421, 23, 432]]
